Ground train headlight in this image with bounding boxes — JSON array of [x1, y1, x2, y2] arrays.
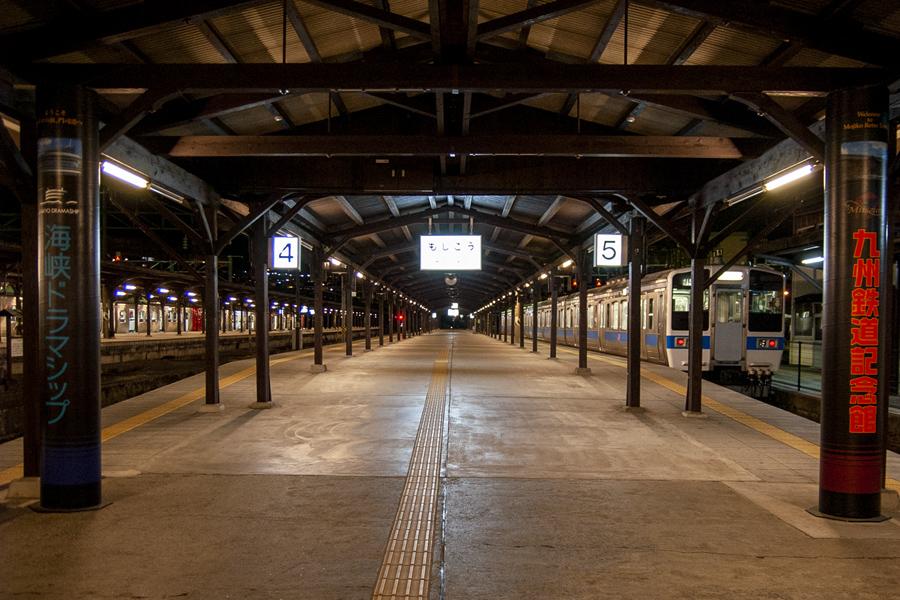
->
[[756, 338, 779, 349]]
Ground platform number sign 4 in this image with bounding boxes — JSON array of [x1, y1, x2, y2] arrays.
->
[[270, 236, 300, 270], [594, 234, 628, 267]]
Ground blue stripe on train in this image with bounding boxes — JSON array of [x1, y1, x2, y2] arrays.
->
[[604, 331, 628, 343]]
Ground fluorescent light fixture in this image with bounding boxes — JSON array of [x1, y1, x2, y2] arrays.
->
[[115, 291, 126, 297], [189, 298, 198, 303], [561, 260, 572, 268], [167, 296, 177, 302], [101, 161, 148, 188], [124, 284, 136, 290], [149, 184, 184, 203], [186, 291, 196, 297], [157, 287, 169, 294], [227, 297, 237, 302], [802, 256, 824, 265], [540, 273, 548, 280], [763, 164, 814, 192], [356, 271, 364, 278], [329, 257, 342, 266], [718, 270, 744, 282], [431, 312, 437, 318]]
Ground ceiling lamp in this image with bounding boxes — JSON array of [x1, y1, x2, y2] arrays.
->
[[763, 164, 815, 192], [101, 161, 148, 189]]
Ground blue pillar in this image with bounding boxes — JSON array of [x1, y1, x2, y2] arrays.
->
[[36, 85, 102, 510]]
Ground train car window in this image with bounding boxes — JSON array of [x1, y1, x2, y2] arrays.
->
[[749, 270, 783, 332], [671, 271, 709, 330], [716, 291, 742, 323], [603, 303, 609, 328], [621, 301, 628, 330], [611, 302, 619, 329], [647, 297, 654, 329], [588, 304, 595, 328]]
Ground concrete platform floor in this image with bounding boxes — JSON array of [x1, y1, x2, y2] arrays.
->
[[2, 331, 900, 599]]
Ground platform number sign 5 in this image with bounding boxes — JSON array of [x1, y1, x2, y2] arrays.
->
[[269, 236, 300, 270], [594, 234, 628, 267]]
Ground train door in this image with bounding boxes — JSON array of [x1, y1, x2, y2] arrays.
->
[[714, 289, 743, 363], [643, 293, 660, 362]]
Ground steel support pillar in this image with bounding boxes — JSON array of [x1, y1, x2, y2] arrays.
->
[[549, 268, 558, 359], [518, 293, 525, 348], [817, 85, 890, 520], [344, 269, 352, 356], [252, 222, 271, 405], [364, 279, 372, 350], [378, 290, 384, 346], [312, 246, 325, 371], [576, 256, 590, 374], [36, 85, 103, 509], [532, 286, 539, 352], [684, 252, 705, 414], [626, 216, 646, 408], [203, 254, 221, 405]]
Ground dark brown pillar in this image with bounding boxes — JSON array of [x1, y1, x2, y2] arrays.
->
[[252, 222, 271, 405], [626, 216, 645, 408], [204, 254, 220, 405], [549, 268, 558, 359], [312, 246, 325, 371], [577, 256, 590, 374]]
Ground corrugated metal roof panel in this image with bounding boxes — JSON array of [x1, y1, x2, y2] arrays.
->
[[209, 3, 309, 64], [684, 27, 781, 66], [852, 4, 900, 37], [623, 104, 693, 136], [217, 104, 283, 136], [0, 1, 44, 30], [784, 48, 868, 68], [772, 1, 831, 16], [278, 93, 334, 127], [592, 4, 703, 65], [131, 22, 229, 64], [295, 2, 383, 61]]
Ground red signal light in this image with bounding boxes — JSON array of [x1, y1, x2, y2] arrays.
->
[[398, 315, 403, 320]]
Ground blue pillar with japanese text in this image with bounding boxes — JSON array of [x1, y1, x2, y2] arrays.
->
[[36, 86, 102, 510]]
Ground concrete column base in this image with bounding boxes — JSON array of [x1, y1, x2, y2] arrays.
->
[[310, 364, 327, 373], [681, 410, 708, 419], [249, 401, 275, 410], [574, 367, 592, 376], [624, 406, 646, 413], [198, 403, 225, 412], [7, 477, 40, 499]]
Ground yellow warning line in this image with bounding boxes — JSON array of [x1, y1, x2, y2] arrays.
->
[[372, 349, 449, 600], [548, 343, 900, 494], [0, 346, 340, 487]]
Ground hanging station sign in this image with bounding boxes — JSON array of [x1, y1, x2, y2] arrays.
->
[[269, 236, 300, 270], [594, 233, 628, 267], [420, 235, 482, 270]]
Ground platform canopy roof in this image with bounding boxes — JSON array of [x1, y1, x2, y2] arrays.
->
[[1, 0, 900, 313]]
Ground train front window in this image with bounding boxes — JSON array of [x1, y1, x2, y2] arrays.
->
[[716, 291, 742, 323], [749, 271, 783, 332], [671, 272, 709, 330]]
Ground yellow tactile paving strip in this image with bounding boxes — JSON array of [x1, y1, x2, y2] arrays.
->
[[0, 347, 340, 487], [551, 344, 900, 494], [372, 350, 449, 600]]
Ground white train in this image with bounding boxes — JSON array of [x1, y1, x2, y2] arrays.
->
[[502, 265, 785, 375]]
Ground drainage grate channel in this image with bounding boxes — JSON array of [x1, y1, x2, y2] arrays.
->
[[373, 349, 449, 600]]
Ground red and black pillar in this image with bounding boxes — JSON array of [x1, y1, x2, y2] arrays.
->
[[819, 85, 890, 520]]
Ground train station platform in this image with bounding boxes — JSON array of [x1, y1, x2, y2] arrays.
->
[[2, 330, 900, 599]]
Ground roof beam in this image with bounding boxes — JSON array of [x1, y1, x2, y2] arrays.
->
[[167, 134, 744, 158], [635, 0, 899, 67], [24, 63, 884, 95], [731, 92, 825, 162]]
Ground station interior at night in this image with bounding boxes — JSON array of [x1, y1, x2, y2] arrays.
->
[[2, 1, 900, 598]]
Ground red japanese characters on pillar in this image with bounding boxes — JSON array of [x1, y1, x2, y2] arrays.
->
[[848, 229, 879, 433]]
